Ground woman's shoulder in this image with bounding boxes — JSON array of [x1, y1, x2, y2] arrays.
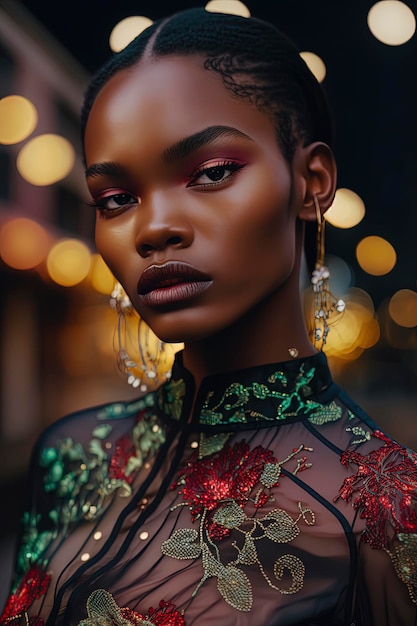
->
[[26, 391, 165, 504], [35, 391, 159, 453]]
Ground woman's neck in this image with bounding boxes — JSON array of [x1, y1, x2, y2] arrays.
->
[[182, 276, 316, 389]]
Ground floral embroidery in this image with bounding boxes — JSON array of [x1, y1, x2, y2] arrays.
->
[[0, 565, 50, 625], [307, 403, 372, 446], [336, 430, 417, 604], [78, 589, 185, 626], [387, 533, 417, 604], [158, 378, 186, 421], [308, 400, 342, 425], [4, 409, 165, 623], [39, 413, 165, 526], [198, 432, 231, 459], [161, 441, 314, 611], [199, 365, 322, 426], [109, 417, 165, 488], [337, 430, 417, 548]]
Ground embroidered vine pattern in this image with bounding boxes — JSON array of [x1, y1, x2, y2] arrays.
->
[[158, 378, 186, 421], [198, 365, 323, 426], [161, 441, 314, 612], [78, 589, 185, 626], [308, 403, 372, 447], [336, 430, 417, 604], [0, 411, 166, 626]]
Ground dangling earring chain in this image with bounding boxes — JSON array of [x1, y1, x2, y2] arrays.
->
[[310, 195, 345, 349], [109, 282, 171, 391]]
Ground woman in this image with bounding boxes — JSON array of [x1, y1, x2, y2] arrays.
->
[[2, 7, 417, 626]]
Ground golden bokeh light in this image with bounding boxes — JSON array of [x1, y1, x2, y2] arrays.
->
[[322, 308, 361, 356], [356, 236, 396, 276], [0, 95, 38, 145], [299, 52, 327, 83], [325, 188, 365, 229], [305, 286, 379, 359], [0, 218, 49, 270], [346, 287, 375, 313], [47, 239, 91, 287], [109, 16, 153, 52], [16, 134, 75, 186], [358, 316, 381, 348], [378, 298, 417, 349], [388, 289, 417, 327], [367, 1, 416, 45], [89, 254, 116, 295], [205, 0, 251, 17]]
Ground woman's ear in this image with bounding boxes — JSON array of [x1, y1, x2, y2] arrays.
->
[[295, 142, 337, 222]]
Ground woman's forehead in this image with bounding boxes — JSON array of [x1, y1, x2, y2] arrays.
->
[[89, 56, 235, 119], [84, 56, 278, 159]]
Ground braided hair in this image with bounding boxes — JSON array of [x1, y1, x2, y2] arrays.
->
[[81, 7, 334, 164]]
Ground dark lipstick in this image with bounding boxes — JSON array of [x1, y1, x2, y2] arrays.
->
[[137, 261, 212, 306]]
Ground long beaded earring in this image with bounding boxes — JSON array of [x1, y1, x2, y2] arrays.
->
[[109, 282, 174, 391], [310, 195, 345, 349]]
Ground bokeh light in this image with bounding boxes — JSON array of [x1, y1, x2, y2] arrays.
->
[[205, 0, 251, 17], [356, 236, 396, 276], [327, 254, 353, 294], [0, 95, 38, 145], [367, 1, 416, 45], [388, 289, 417, 327], [47, 239, 91, 287], [305, 286, 380, 359], [16, 134, 75, 186], [325, 188, 365, 229], [378, 298, 417, 349], [299, 52, 327, 83], [89, 254, 116, 295], [109, 16, 153, 52], [322, 307, 362, 357], [0, 218, 49, 269]]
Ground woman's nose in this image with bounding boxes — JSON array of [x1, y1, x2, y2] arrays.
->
[[135, 193, 194, 258]]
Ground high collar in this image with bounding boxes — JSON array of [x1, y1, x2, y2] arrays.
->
[[157, 351, 338, 430]]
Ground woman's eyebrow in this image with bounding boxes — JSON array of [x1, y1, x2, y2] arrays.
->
[[161, 125, 254, 164], [85, 161, 125, 180], [85, 126, 253, 179]]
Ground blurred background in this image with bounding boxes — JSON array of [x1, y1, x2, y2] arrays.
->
[[1, 0, 417, 601]]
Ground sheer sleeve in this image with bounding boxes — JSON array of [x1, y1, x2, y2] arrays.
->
[[336, 430, 417, 625], [0, 398, 149, 626], [354, 540, 417, 625], [0, 432, 55, 624]]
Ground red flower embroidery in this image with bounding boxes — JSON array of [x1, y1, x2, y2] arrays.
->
[[108, 434, 136, 484], [121, 600, 185, 625], [0, 565, 50, 625], [173, 441, 280, 539], [336, 430, 417, 548]]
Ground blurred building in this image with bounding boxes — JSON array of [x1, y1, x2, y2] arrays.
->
[[0, 1, 139, 600]]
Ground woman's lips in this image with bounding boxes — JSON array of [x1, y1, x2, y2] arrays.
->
[[137, 261, 212, 306]]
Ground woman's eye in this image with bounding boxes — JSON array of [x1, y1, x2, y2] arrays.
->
[[188, 161, 244, 188], [93, 192, 138, 215]]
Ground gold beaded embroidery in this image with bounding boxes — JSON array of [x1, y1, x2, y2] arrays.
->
[[78, 589, 136, 625], [161, 444, 315, 612], [198, 432, 231, 459], [308, 401, 342, 425], [386, 533, 417, 604], [78, 589, 185, 626]]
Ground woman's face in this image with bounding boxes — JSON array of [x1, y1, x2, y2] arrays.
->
[[84, 56, 306, 343]]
